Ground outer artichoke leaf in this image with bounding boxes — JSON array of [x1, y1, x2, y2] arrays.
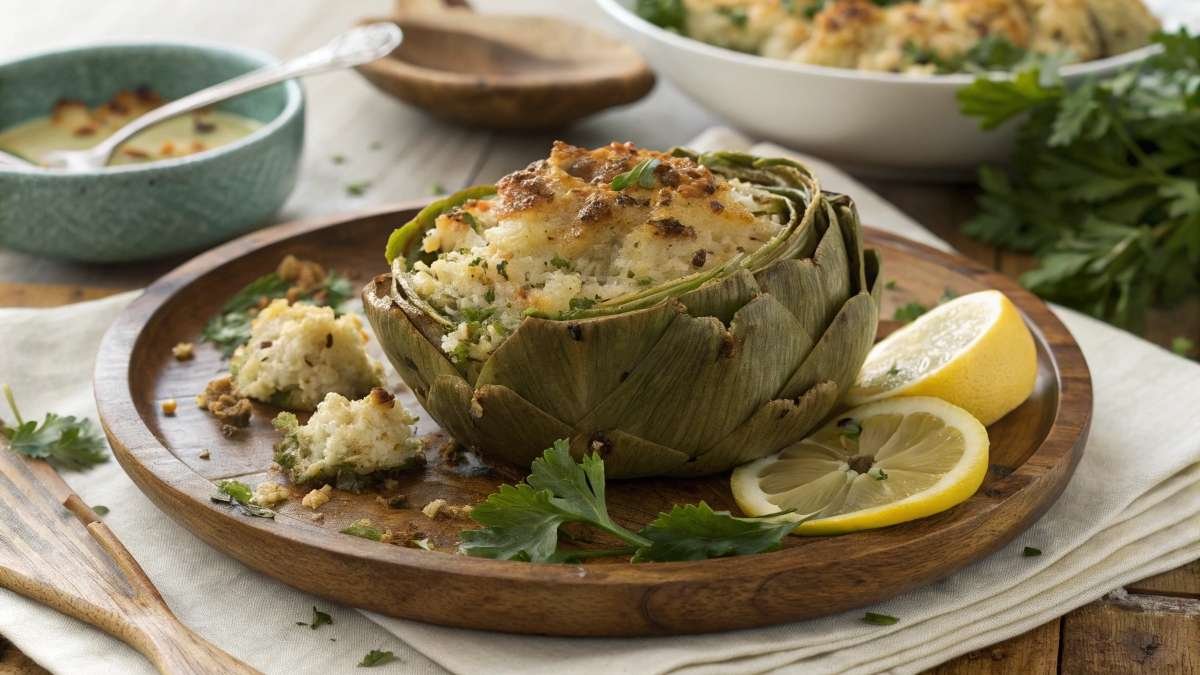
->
[[425, 375, 486, 450], [568, 429, 690, 479], [865, 248, 883, 304], [828, 194, 868, 294], [475, 302, 677, 426], [577, 294, 813, 459], [363, 276, 461, 406], [676, 380, 840, 476], [469, 384, 574, 469], [384, 185, 497, 265], [676, 268, 761, 325], [753, 214, 852, 337], [778, 292, 879, 399]]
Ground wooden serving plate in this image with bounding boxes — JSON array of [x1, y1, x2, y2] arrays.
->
[[95, 202, 1092, 637]]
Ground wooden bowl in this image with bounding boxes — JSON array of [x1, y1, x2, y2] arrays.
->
[[94, 203, 1091, 637], [353, 13, 655, 129]]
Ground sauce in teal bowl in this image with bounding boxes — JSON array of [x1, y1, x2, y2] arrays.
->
[[0, 41, 304, 262]]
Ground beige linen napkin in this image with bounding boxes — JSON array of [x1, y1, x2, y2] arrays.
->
[[1, 129, 1197, 674]]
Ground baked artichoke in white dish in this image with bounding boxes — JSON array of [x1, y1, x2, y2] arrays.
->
[[364, 142, 880, 478]]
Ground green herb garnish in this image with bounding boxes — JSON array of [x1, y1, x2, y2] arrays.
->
[[1, 385, 108, 471], [496, 260, 509, 280], [297, 606, 333, 629], [958, 30, 1200, 328], [341, 519, 385, 541], [568, 297, 596, 312], [358, 650, 396, 667], [346, 180, 372, 197], [211, 480, 275, 518], [549, 255, 573, 271], [863, 612, 899, 626], [717, 6, 748, 28], [611, 158, 660, 190], [1171, 336, 1195, 358], [893, 302, 927, 323], [459, 440, 797, 563], [1023, 546, 1042, 557], [201, 269, 353, 357], [872, 469, 888, 481], [430, 182, 446, 196], [634, 0, 686, 32], [837, 417, 862, 439], [92, 505, 110, 516]]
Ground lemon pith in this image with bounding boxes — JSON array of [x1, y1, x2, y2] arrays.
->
[[846, 290, 1037, 426], [731, 397, 989, 535]]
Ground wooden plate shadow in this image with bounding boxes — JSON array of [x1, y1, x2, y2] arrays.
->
[[94, 202, 1092, 637]]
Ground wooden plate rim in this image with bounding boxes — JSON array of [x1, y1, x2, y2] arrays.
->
[[94, 202, 1093, 630]]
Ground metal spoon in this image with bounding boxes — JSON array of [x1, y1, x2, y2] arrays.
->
[[37, 23, 402, 171]]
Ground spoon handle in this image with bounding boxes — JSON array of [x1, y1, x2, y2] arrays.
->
[[93, 22, 403, 158]]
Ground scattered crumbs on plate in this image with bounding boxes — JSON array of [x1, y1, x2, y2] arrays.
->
[[161, 399, 177, 416], [171, 342, 195, 361], [198, 449, 211, 460]]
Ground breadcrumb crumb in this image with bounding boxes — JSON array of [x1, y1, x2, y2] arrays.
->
[[161, 399, 177, 416], [172, 342, 195, 361], [302, 484, 333, 510], [251, 481, 289, 507], [422, 498, 447, 519]]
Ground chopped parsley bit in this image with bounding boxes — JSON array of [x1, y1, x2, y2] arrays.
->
[[496, 260, 509, 280], [837, 417, 862, 439], [483, 288, 496, 304], [569, 297, 596, 311], [872, 468, 888, 481], [940, 287, 959, 303], [345, 180, 372, 197], [92, 505, 110, 516], [369, 140, 383, 150], [893, 302, 928, 323], [863, 612, 899, 626], [1172, 336, 1195, 358], [211, 480, 275, 518], [1023, 546, 1042, 557], [358, 650, 397, 667], [1, 385, 109, 471], [884, 280, 898, 291], [611, 158, 660, 190], [549, 255, 573, 271], [468, 257, 483, 267], [331, 154, 346, 165], [297, 606, 333, 630], [886, 363, 901, 376], [637, 276, 654, 287], [459, 306, 496, 323], [430, 182, 446, 196], [341, 519, 385, 541], [462, 211, 481, 233]]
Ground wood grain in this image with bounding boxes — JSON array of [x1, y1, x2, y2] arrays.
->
[[928, 619, 1059, 675], [1059, 593, 1200, 674], [354, 4, 655, 129], [0, 448, 259, 674], [91, 202, 1092, 637]]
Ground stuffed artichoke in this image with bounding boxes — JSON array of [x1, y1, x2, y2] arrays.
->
[[364, 141, 880, 478]]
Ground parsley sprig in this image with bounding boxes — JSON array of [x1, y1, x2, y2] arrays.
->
[[0, 385, 108, 471], [460, 440, 797, 562], [958, 30, 1200, 329], [202, 269, 353, 357]]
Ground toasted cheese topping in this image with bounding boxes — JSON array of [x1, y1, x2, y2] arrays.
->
[[653, 0, 1158, 74], [406, 142, 787, 365]]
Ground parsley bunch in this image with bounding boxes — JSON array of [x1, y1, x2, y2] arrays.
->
[[460, 440, 797, 563], [1, 385, 108, 471], [202, 270, 354, 356], [958, 30, 1200, 328]]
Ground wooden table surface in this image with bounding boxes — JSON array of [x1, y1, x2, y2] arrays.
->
[[1, 2, 1196, 673]]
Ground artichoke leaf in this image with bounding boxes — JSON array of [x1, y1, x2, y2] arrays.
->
[[576, 293, 814, 456], [425, 375, 486, 450], [676, 269, 761, 326], [467, 384, 574, 469], [778, 291, 879, 400], [363, 276, 460, 405], [753, 211, 852, 337], [566, 430, 690, 480], [679, 381, 840, 477], [475, 302, 677, 425]]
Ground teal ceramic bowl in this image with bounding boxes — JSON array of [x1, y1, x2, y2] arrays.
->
[[0, 42, 304, 262]]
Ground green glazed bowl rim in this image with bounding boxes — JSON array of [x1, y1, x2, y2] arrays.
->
[[0, 39, 304, 176]]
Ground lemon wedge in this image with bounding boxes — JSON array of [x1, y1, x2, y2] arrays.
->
[[731, 397, 989, 535], [846, 289, 1037, 426]]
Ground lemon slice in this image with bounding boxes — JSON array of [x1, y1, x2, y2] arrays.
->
[[731, 397, 989, 535], [846, 289, 1037, 426]]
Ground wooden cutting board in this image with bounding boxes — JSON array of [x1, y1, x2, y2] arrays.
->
[[93, 201, 1091, 637]]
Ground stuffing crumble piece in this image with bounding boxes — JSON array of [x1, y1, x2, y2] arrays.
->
[[277, 254, 329, 301], [171, 342, 195, 361], [198, 449, 211, 460], [421, 498, 448, 520], [251, 481, 290, 508], [302, 484, 333, 510], [196, 375, 252, 428], [161, 399, 177, 416]]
